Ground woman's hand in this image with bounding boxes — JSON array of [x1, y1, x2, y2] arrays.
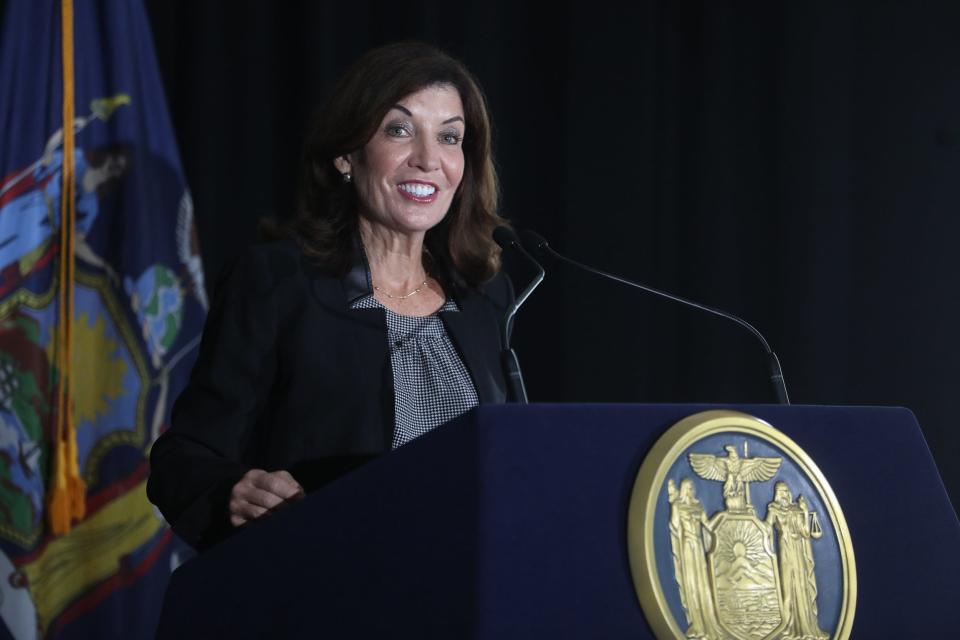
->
[[228, 469, 304, 527]]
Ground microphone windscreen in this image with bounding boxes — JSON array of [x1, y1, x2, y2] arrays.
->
[[493, 226, 520, 249]]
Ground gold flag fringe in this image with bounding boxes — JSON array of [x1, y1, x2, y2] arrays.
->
[[47, 0, 86, 535]]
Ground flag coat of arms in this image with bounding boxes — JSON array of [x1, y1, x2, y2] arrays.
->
[[0, 1, 207, 637]]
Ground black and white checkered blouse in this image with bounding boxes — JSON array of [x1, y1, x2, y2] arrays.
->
[[351, 295, 478, 448]]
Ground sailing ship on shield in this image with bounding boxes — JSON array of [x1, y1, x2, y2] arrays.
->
[[667, 443, 828, 640]]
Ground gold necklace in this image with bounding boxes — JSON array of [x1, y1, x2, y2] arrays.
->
[[374, 279, 429, 300]]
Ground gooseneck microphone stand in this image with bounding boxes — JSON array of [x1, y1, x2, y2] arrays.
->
[[493, 227, 545, 404], [520, 230, 790, 405]]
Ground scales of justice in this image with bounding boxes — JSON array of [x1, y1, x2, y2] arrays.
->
[[667, 443, 828, 640]]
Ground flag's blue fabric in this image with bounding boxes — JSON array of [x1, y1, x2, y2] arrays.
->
[[0, 1, 206, 637]]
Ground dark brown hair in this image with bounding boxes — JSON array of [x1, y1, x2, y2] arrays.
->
[[292, 42, 504, 287]]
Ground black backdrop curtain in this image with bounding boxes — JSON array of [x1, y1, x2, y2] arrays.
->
[[8, 1, 958, 506]]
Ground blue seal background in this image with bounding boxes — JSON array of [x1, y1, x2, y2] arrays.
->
[[654, 432, 844, 636]]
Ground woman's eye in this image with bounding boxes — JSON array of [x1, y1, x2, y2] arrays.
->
[[385, 124, 410, 137], [439, 132, 463, 145]]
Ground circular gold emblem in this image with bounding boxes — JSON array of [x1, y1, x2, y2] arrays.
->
[[627, 410, 856, 639]]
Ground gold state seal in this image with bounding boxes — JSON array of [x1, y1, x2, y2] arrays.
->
[[627, 411, 856, 640]]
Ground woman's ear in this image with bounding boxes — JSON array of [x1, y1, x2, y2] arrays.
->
[[333, 156, 352, 177]]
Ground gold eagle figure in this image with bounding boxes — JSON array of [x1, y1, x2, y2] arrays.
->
[[688, 445, 781, 510]]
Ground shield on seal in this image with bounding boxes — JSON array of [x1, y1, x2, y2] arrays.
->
[[707, 511, 787, 639]]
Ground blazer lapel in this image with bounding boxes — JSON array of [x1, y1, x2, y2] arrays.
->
[[442, 289, 507, 404], [302, 250, 396, 450]]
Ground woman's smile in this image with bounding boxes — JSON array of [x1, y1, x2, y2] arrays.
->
[[396, 180, 439, 203]]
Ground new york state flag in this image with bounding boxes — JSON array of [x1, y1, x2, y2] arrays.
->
[[0, 1, 206, 637]]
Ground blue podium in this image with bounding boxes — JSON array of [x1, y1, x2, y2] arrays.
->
[[155, 404, 960, 638]]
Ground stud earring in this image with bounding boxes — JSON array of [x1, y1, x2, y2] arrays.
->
[[342, 172, 352, 183]]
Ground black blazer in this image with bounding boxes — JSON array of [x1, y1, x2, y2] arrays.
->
[[147, 239, 511, 549]]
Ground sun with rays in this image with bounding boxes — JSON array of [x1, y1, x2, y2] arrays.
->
[[46, 311, 129, 425], [715, 520, 769, 566]]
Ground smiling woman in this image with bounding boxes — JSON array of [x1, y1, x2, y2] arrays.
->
[[146, 43, 513, 550], [336, 84, 467, 315]]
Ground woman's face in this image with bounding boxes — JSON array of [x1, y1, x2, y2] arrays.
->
[[775, 484, 791, 504], [340, 84, 466, 237]]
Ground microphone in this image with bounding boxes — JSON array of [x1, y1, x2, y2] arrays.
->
[[493, 227, 545, 347], [519, 230, 790, 405], [492, 227, 545, 404]]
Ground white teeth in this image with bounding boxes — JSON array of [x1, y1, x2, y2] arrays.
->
[[399, 183, 436, 197]]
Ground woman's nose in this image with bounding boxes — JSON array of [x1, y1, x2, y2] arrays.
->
[[408, 137, 440, 172]]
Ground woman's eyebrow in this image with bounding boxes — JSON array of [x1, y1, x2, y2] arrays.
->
[[389, 105, 463, 125]]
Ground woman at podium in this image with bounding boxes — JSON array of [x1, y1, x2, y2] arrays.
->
[[147, 42, 512, 550]]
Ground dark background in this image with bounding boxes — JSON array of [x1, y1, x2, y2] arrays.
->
[[146, 0, 960, 509], [13, 1, 960, 506]]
